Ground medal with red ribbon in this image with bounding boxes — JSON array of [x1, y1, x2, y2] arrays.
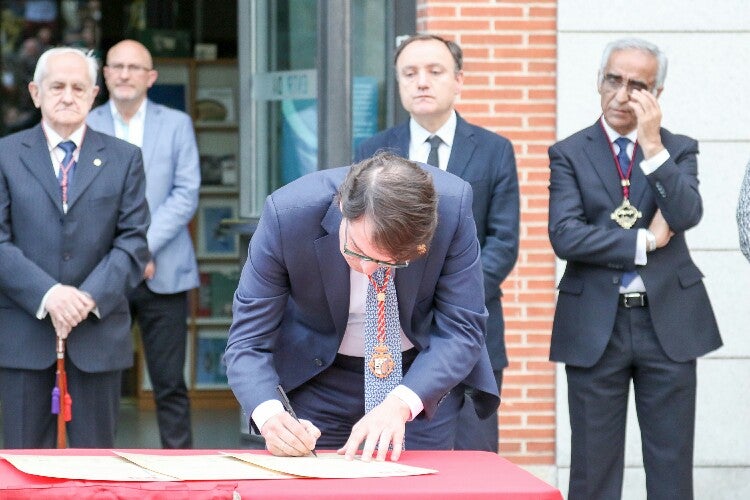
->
[[367, 268, 396, 379], [602, 123, 643, 229]]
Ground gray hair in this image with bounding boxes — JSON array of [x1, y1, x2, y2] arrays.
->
[[33, 47, 99, 88], [598, 38, 668, 89]]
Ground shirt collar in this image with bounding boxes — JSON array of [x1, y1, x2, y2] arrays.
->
[[42, 121, 87, 153], [109, 98, 148, 126], [409, 110, 457, 148], [599, 116, 637, 145]]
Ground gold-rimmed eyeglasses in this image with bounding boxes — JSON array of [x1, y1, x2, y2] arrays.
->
[[601, 73, 656, 95]]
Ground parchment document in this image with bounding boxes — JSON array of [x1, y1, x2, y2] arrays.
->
[[114, 452, 292, 480], [0, 454, 176, 482], [0, 451, 437, 481], [225, 452, 438, 478]]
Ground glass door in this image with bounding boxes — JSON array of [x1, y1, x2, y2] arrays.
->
[[245, 0, 317, 216], [239, 0, 412, 218]]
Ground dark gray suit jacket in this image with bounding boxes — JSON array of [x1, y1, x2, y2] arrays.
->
[[548, 121, 722, 366], [354, 115, 519, 371], [225, 165, 500, 421], [0, 124, 150, 372]]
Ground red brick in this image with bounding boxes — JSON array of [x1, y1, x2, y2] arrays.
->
[[527, 441, 556, 452], [529, 7, 557, 18], [427, 20, 492, 31], [529, 34, 557, 45], [493, 19, 556, 31]]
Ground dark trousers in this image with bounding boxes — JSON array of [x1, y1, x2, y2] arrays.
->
[[0, 362, 121, 448], [130, 282, 192, 448], [566, 304, 696, 500], [454, 369, 503, 452], [290, 349, 463, 450]]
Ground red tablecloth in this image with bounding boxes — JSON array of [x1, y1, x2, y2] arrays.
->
[[0, 449, 562, 499]]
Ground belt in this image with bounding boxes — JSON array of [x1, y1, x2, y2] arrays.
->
[[620, 292, 648, 308], [334, 348, 418, 373]]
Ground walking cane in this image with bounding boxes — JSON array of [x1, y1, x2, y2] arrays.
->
[[52, 336, 72, 448]]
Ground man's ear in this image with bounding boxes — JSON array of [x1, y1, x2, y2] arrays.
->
[[28, 81, 41, 108]]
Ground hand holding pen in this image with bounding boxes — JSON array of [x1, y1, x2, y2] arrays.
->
[[274, 384, 319, 457]]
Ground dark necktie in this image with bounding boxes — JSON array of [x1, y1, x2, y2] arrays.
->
[[363, 267, 402, 414], [426, 135, 442, 169], [57, 140, 77, 212], [615, 137, 637, 287]]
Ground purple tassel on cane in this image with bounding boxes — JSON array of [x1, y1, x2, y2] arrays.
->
[[51, 375, 60, 414]]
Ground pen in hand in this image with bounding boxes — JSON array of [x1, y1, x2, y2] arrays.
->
[[276, 384, 318, 457]]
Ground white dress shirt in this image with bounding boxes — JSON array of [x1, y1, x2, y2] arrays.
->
[[408, 111, 457, 169], [110, 99, 147, 147]]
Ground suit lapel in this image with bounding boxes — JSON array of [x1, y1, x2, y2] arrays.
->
[[315, 200, 350, 339], [91, 105, 116, 136], [629, 143, 650, 213], [583, 122, 623, 206], [141, 101, 161, 170], [395, 257, 424, 343], [446, 115, 475, 178], [66, 128, 106, 211], [19, 125, 62, 212], [392, 123, 410, 158]]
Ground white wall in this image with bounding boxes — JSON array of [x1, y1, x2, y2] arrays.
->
[[555, 1, 750, 498]]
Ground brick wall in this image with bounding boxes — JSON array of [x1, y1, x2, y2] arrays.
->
[[417, 0, 558, 465]]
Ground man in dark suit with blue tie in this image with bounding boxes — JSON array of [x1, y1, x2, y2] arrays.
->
[[225, 152, 499, 462], [548, 38, 722, 499], [0, 47, 150, 448], [355, 34, 519, 452]]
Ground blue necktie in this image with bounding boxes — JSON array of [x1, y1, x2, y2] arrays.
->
[[364, 267, 402, 414], [57, 141, 77, 212], [615, 137, 637, 287], [426, 135, 442, 169]]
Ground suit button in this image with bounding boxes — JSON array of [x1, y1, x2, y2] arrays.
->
[[62, 253, 72, 261], [612, 276, 620, 284], [314, 358, 324, 367]]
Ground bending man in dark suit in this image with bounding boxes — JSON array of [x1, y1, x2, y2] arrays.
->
[[0, 47, 150, 448], [355, 34, 519, 452], [548, 38, 722, 499], [225, 152, 499, 462], [88, 39, 200, 449]]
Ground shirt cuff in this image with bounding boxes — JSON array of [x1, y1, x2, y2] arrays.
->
[[251, 399, 285, 433], [639, 148, 670, 175], [391, 384, 423, 421], [635, 229, 648, 265], [37, 283, 62, 319]]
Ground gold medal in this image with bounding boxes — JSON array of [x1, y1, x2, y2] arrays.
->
[[610, 198, 642, 229], [368, 343, 395, 379]]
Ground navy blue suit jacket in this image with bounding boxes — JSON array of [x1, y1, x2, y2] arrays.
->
[[224, 165, 500, 420], [0, 124, 150, 372], [355, 115, 519, 371], [548, 121, 722, 366]]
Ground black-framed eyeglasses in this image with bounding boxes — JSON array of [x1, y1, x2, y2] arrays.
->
[[343, 221, 409, 269], [601, 73, 655, 95]]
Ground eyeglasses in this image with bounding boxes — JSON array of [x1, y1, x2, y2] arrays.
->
[[106, 63, 152, 74], [343, 221, 409, 269], [601, 73, 655, 95]]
